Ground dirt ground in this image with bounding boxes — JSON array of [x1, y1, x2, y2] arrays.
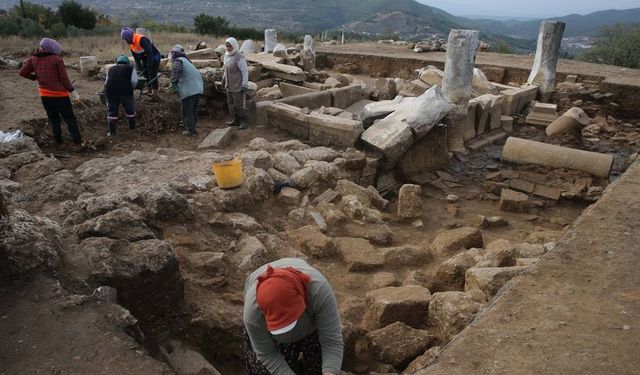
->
[[1, 50, 639, 374], [318, 43, 640, 86]]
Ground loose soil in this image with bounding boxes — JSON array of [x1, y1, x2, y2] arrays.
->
[[1, 52, 639, 374]]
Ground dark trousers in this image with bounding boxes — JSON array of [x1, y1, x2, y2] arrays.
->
[[181, 94, 200, 134], [227, 91, 248, 123], [106, 95, 136, 135], [244, 330, 322, 375], [140, 59, 160, 90], [40, 96, 82, 145]]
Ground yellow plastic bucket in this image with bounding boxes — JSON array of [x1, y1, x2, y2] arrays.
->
[[212, 159, 243, 189]]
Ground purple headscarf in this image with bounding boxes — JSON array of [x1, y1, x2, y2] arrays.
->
[[170, 44, 190, 62], [39, 38, 62, 56], [121, 27, 134, 43]]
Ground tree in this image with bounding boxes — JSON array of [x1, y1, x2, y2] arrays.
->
[[0, 15, 20, 36], [582, 23, 640, 69], [194, 13, 229, 36], [58, 0, 96, 30], [10, 1, 58, 28], [495, 41, 513, 54]]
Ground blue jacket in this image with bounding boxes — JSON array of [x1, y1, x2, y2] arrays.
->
[[175, 57, 203, 100]]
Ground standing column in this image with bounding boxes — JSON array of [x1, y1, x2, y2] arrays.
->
[[303, 35, 316, 72], [442, 29, 480, 153], [527, 21, 566, 101], [264, 29, 277, 53]]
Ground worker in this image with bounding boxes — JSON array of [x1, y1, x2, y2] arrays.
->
[[223, 37, 250, 130], [19, 38, 82, 149], [104, 55, 138, 137], [120, 27, 161, 98], [243, 258, 343, 375], [169, 45, 204, 136]]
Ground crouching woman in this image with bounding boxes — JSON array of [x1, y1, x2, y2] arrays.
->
[[243, 258, 343, 375]]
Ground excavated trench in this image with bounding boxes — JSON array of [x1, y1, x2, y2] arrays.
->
[[7, 56, 640, 374]]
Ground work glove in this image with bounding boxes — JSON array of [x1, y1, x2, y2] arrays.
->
[[70, 90, 80, 103], [169, 83, 178, 93]]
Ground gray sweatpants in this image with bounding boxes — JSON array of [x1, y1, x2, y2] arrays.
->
[[227, 90, 248, 123], [181, 94, 200, 133]]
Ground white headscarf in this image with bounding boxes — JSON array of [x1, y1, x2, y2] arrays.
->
[[225, 37, 239, 56]]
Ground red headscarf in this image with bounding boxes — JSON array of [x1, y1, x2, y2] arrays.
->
[[256, 265, 311, 332]]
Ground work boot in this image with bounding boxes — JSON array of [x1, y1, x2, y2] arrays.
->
[[127, 117, 136, 130], [226, 116, 239, 127], [108, 119, 117, 137]]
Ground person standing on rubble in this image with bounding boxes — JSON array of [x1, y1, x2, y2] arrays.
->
[[104, 55, 138, 138], [120, 27, 161, 98], [223, 37, 250, 130], [169, 45, 204, 136], [19, 38, 83, 149], [243, 258, 343, 375]]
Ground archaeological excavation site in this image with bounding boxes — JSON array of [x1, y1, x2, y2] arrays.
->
[[1, 20, 639, 375]]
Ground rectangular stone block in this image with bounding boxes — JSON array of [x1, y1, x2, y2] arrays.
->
[[266, 103, 310, 139], [186, 48, 217, 59], [526, 103, 559, 127], [399, 124, 448, 178], [489, 95, 504, 130], [279, 82, 316, 97], [532, 184, 562, 200], [509, 178, 535, 194], [463, 101, 478, 142], [502, 85, 539, 116], [307, 113, 364, 148], [501, 115, 514, 132], [328, 85, 369, 109], [198, 128, 233, 149], [361, 120, 414, 163], [277, 90, 332, 110]]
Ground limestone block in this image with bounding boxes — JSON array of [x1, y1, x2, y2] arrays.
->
[[465, 266, 527, 300], [397, 184, 423, 218], [501, 115, 514, 132], [186, 48, 217, 59], [197, 128, 233, 149], [419, 65, 444, 86], [472, 68, 498, 95], [366, 322, 435, 369], [428, 291, 482, 341], [264, 29, 277, 53], [308, 113, 364, 148], [290, 225, 338, 259], [279, 82, 315, 97], [266, 103, 310, 139], [364, 285, 432, 329], [329, 84, 369, 109], [499, 188, 530, 212], [240, 39, 256, 54], [79, 56, 97, 74], [277, 90, 332, 110], [432, 249, 483, 291], [526, 102, 558, 127], [431, 227, 484, 257], [334, 237, 384, 272], [360, 120, 413, 163], [360, 96, 418, 127]]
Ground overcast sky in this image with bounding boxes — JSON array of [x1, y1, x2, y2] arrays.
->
[[419, 0, 640, 18]]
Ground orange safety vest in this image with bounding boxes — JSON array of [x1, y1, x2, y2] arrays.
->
[[129, 33, 145, 54]]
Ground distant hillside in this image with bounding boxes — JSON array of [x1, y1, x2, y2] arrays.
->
[[0, 0, 461, 35], [466, 8, 640, 38]]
